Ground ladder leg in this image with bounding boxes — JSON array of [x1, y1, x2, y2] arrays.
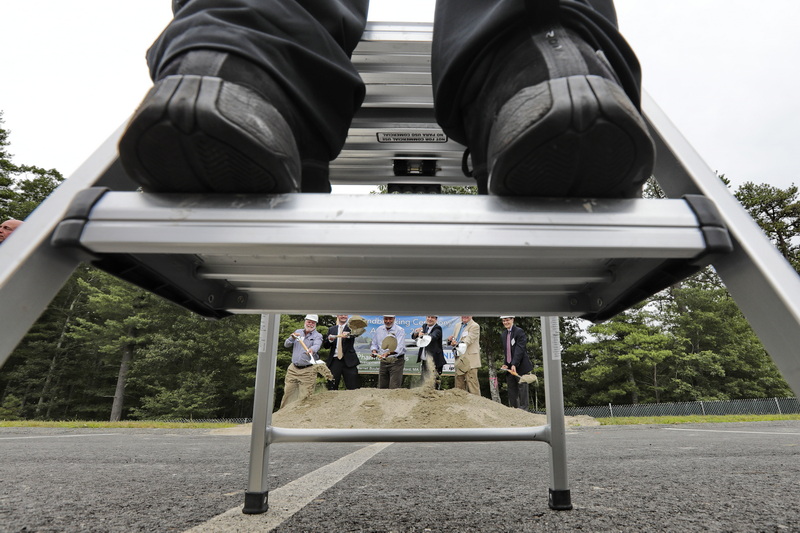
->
[[541, 316, 572, 510], [243, 313, 280, 514], [0, 122, 136, 367], [644, 93, 800, 395]]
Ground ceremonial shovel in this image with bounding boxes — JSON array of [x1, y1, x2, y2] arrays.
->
[[502, 367, 538, 384]]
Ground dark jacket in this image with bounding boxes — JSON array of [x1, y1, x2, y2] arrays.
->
[[412, 323, 445, 370], [323, 323, 360, 368], [501, 325, 533, 375]]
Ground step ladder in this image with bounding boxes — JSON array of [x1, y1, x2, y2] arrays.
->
[[1, 22, 799, 514]]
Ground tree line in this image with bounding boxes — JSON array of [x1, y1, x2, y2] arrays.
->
[[0, 113, 796, 421]]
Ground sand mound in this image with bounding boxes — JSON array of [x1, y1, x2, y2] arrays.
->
[[211, 388, 597, 435]]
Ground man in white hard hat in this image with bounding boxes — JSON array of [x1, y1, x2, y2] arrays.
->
[[280, 314, 330, 408]]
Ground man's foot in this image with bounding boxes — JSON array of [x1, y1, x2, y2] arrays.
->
[[119, 51, 311, 193], [462, 26, 655, 198]]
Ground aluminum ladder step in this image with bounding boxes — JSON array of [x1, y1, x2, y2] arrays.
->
[[51, 188, 731, 321]]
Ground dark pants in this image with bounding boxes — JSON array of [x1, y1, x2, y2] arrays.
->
[[506, 374, 530, 410], [327, 358, 359, 390], [379, 357, 405, 389], [147, 0, 638, 157]]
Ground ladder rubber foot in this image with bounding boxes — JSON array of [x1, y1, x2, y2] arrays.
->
[[548, 488, 573, 510], [243, 491, 269, 514]]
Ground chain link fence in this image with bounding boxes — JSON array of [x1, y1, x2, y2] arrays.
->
[[564, 397, 800, 418]]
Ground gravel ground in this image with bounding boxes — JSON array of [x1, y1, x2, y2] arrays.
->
[[1, 421, 798, 532]]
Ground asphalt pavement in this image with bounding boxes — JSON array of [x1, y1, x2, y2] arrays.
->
[[1, 421, 798, 532]]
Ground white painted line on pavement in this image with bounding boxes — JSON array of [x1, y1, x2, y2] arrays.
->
[[0, 433, 119, 440], [185, 441, 393, 533], [663, 428, 800, 436]]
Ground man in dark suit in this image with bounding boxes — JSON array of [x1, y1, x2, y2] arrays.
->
[[412, 315, 445, 389], [500, 316, 534, 409], [323, 314, 361, 390]]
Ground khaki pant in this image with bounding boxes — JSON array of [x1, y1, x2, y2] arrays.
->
[[378, 357, 405, 389], [454, 357, 481, 395], [280, 363, 318, 408]]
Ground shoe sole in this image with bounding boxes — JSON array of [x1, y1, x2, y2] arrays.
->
[[487, 75, 655, 198], [118, 75, 301, 193]]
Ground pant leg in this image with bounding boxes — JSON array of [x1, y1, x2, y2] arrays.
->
[[281, 363, 310, 408], [342, 364, 360, 390], [454, 356, 469, 391], [388, 359, 405, 389], [378, 361, 390, 389], [420, 359, 435, 386], [506, 373, 519, 408], [147, 0, 368, 159], [281, 375, 299, 408], [297, 366, 318, 400], [328, 358, 343, 389], [432, 0, 643, 145], [518, 382, 530, 410], [466, 369, 481, 396]]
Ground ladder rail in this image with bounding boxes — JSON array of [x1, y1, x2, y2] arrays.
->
[[0, 122, 134, 367], [644, 94, 800, 395]]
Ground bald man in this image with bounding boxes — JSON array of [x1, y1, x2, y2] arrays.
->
[[0, 219, 22, 243]]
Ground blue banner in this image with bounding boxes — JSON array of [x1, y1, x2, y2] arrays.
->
[[349, 315, 462, 375]]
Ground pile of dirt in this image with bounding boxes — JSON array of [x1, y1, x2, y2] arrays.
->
[[212, 388, 597, 435]]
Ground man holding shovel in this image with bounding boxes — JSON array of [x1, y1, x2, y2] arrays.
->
[[280, 314, 332, 408], [500, 316, 535, 410], [412, 315, 445, 389], [370, 315, 406, 389]]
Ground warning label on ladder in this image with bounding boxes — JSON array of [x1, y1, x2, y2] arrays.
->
[[377, 132, 448, 143]]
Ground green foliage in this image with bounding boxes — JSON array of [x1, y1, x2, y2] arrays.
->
[[734, 181, 800, 271], [566, 305, 675, 405], [129, 371, 221, 419], [0, 112, 63, 220], [0, 394, 23, 420], [0, 420, 238, 428]]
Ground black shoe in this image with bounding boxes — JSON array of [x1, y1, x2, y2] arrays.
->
[[119, 51, 314, 194], [461, 26, 655, 198]]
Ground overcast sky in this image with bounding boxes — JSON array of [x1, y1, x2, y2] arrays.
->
[[1, 0, 798, 193]]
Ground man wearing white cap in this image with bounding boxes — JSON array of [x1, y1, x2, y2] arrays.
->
[[280, 314, 328, 408], [500, 316, 533, 410], [370, 315, 406, 389], [448, 316, 481, 395]]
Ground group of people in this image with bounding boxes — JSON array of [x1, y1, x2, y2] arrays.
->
[[280, 313, 536, 411]]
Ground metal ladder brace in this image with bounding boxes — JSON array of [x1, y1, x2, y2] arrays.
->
[[243, 314, 572, 513]]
